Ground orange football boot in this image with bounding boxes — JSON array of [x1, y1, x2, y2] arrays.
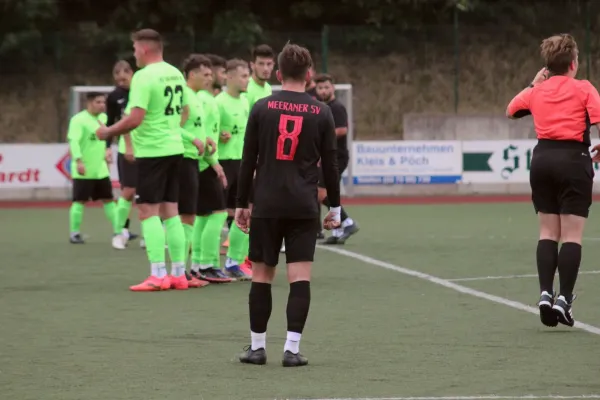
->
[[130, 275, 171, 292]]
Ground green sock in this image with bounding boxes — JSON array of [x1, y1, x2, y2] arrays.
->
[[226, 219, 249, 264], [141, 216, 166, 264], [115, 198, 132, 232], [191, 216, 209, 265], [182, 223, 193, 261], [164, 216, 186, 264], [102, 202, 119, 235], [69, 202, 84, 233], [202, 212, 227, 267]]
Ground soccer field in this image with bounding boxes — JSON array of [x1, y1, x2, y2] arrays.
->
[[3, 200, 600, 400]]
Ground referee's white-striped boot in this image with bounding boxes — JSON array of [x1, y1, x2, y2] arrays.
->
[[552, 294, 576, 327], [537, 291, 557, 327]]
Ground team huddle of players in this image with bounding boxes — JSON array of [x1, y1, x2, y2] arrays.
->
[[66, 39, 359, 290]]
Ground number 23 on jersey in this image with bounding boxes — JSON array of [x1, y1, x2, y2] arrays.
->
[[164, 85, 183, 116]]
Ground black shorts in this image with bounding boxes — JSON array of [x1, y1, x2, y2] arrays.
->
[[249, 218, 320, 267], [72, 177, 113, 202], [117, 153, 138, 188], [197, 167, 227, 216], [221, 159, 240, 209], [318, 157, 349, 188], [178, 157, 200, 215], [136, 154, 183, 205], [529, 142, 594, 218]]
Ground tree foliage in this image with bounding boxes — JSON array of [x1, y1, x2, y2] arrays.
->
[[0, 0, 590, 60]]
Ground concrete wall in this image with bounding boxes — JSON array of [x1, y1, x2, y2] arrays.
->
[[403, 114, 536, 141]]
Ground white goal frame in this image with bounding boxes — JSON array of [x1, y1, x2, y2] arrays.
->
[[69, 84, 355, 196]]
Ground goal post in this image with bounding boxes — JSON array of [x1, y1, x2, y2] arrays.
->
[[69, 84, 355, 196]]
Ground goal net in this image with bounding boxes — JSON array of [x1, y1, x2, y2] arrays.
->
[[69, 84, 355, 195]]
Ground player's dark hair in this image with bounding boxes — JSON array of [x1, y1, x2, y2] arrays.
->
[[131, 29, 162, 47], [252, 44, 275, 61], [226, 58, 249, 72], [277, 43, 313, 82], [314, 73, 334, 84], [540, 34, 578, 75], [182, 54, 212, 78], [86, 92, 105, 101], [205, 54, 227, 69], [112, 60, 132, 76]]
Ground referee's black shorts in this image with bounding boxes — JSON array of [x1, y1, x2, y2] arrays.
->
[[220, 159, 240, 209], [117, 153, 137, 188], [136, 154, 182, 204], [529, 140, 594, 218], [249, 218, 320, 267], [196, 167, 226, 216], [318, 156, 349, 188], [178, 157, 200, 215]]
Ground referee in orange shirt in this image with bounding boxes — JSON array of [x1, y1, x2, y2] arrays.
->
[[507, 33, 600, 328]]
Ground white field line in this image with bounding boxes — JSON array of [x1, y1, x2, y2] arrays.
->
[[315, 246, 600, 335], [290, 396, 600, 400], [448, 270, 600, 282]]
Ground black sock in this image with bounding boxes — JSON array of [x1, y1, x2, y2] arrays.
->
[[124, 218, 130, 229], [536, 239, 558, 294], [286, 281, 311, 334], [557, 242, 582, 302], [249, 282, 272, 334], [227, 216, 234, 229]]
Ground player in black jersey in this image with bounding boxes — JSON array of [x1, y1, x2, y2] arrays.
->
[[107, 60, 140, 249], [107, 61, 139, 248], [314, 73, 359, 245], [235, 43, 341, 367]]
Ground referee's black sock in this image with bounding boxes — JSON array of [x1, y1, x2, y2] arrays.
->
[[536, 239, 558, 294], [249, 282, 272, 335], [124, 218, 130, 230], [557, 242, 582, 302], [321, 197, 349, 222], [286, 281, 311, 335], [227, 216, 234, 229]]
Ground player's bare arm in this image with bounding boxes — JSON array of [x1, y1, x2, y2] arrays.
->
[[123, 132, 135, 162], [335, 127, 348, 137], [96, 108, 145, 140]]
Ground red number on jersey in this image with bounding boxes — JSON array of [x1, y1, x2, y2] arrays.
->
[[276, 114, 304, 161]]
